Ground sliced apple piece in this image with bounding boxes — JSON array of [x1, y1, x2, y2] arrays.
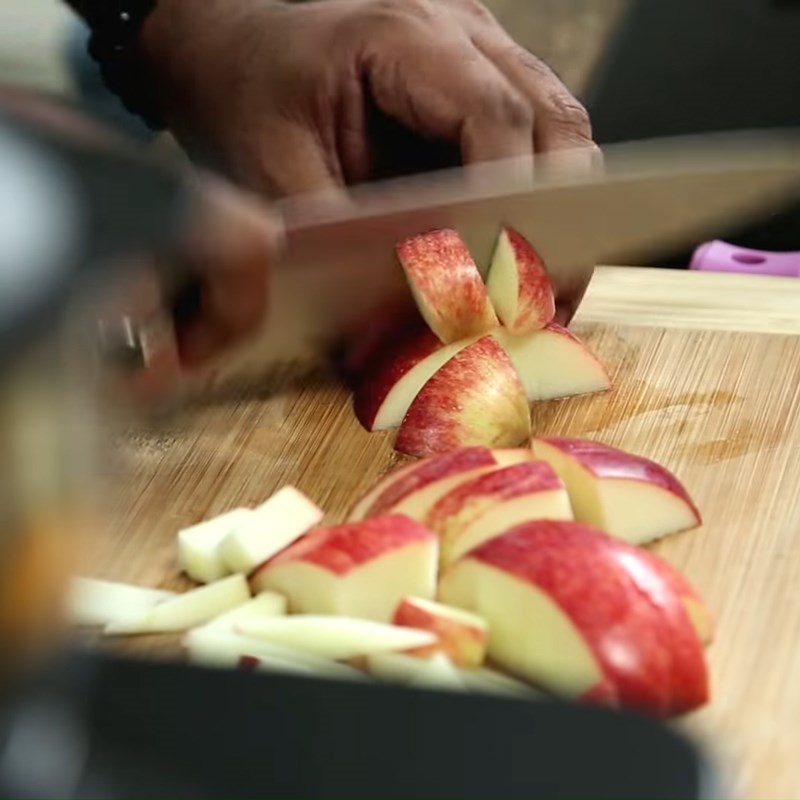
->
[[185, 626, 363, 679], [219, 487, 323, 575], [457, 666, 541, 698], [392, 596, 488, 667], [395, 336, 531, 458], [251, 515, 437, 622], [354, 329, 478, 431], [396, 229, 498, 344], [202, 591, 287, 632], [178, 508, 252, 583], [407, 654, 467, 692], [104, 574, 250, 635], [531, 437, 701, 544], [425, 461, 573, 567], [68, 577, 176, 627], [492, 324, 610, 402], [365, 651, 433, 683], [486, 227, 555, 334], [439, 520, 709, 716], [236, 615, 436, 660]]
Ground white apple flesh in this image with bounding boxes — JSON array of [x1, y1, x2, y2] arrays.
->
[[178, 508, 252, 584], [68, 578, 176, 627]]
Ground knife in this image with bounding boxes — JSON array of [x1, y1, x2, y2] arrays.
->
[[251, 129, 800, 363]]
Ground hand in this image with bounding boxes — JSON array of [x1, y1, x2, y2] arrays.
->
[[140, 0, 600, 197]]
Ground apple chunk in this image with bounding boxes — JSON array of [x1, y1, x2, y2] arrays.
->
[[395, 336, 531, 458], [425, 461, 573, 567], [104, 574, 250, 635], [439, 520, 709, 716], [251, 515, 437, 622], [68, 578, 176, 627], [393, 596, 488, 667], [486, 227, 555, 334], [178, 508, 252, 584], [354, 329, 477, 431], [237, 616, 437, 660], [396, 229, 498, 344], [492, 324, 610, 402], [202, 591, 287, 632], [531, 437, 701, 544]]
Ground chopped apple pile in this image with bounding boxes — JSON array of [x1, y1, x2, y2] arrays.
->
[[352, 227, 610, 456], [76, 434, 710, 716]]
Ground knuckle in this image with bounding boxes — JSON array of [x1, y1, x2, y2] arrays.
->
[[448, 0, 496, 24], [490, 88, 534, 129], [367, 0, 437, 26], [545, 93, 593, 136]]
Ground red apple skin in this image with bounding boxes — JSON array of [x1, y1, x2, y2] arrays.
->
[[396, 229, 498, 343], [501, 227, 556, 333], [425, 461, 563, 534], [251, 514, 435, 580], [358, 447, 499, 519], [461, 521, 708, 716], [395, 336, 531, 458], [535, 437, 701, 524], [354, 329, 443, 431]]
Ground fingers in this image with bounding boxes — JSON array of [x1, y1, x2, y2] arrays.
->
[[175, 174, 283, 366]]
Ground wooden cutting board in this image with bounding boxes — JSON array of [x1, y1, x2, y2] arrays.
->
[[86, 267, 800, 800]]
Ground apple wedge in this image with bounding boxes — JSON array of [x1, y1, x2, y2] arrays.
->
[[185, 626, 363, 680], [178, 508, 252, 584], [354, 330, 480, 432], [425, 461, 573, 567], [202, 591, 287, 632], [251, 515, 437, 622], [486, 227, 555, 334], [68, 578, 176, 627], [393, 596, 488, 667], [349, 447, 531, 522], [457, 667, 541, 698], [492, 325, 610, 402], [236, 616, 437, 660], [396, 229, 498, 344], [531, 437, 701, 544], [439, 520, 709, 716], [395, 336, 531, 458], [219, 487, 323, 575], [104, 574, 250, 635]]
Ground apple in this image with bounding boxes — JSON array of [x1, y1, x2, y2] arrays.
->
[[104, 574, 251, 635], [531, 437, 701, 544], [250, 514, 438, 622], [456, 666, 541, 698], [424, 460, 573, 567], [184, 626, 364, 680], [392, 596, 488, 667], [349, 447, 527, 522], [354, 330, 479, 432], [486, 227, 555, 334], [219, 487, 324, 575], [178, 508, 252, 584], [366, 652, 466, 691], [396, 229, 498, 344], [236, 615, 437, 660], [439, 520, 709, 716], [406, 654, 467, 691], [68, 577, 176, 627], [202, 591, 287, 632], [492, 324, 610, 402], [395, 336, 532, 458]]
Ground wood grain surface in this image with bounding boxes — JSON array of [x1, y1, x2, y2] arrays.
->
[[84, 267, 800, 800]]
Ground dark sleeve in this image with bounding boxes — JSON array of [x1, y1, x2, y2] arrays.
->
[[63, 0, 95, 23]]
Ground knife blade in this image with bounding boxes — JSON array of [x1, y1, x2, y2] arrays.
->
[[261, 130, 800, 362]]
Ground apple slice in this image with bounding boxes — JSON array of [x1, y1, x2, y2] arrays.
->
[[392, 597, 488, 667], [396, 229, 498, 344], [492, 324, 610, 402], [395, 336, 531, 458], [185, 626, 363, 679], [251, 515, 437, 622], [237, 616, 437, 660], [407, 654, 467, 691], [68, 578, 176, 627], [219, 487, 323, 574], [354, 329, 480, 432], [104, 574, 250, 635], [486, 227, 555, 334], [425, 461, 573, 567], [202, 591, 287, 632], [178, 508, 252, 583], [439, 521, 709, 716], [457, 666, 541, 698], [531, 437, 701, 544]]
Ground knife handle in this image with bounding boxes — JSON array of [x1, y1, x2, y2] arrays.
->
[[690, 240, 800, 277]]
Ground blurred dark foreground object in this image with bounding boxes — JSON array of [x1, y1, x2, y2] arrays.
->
[[0, 651, 717, 800], [586, 0, 800, 261]]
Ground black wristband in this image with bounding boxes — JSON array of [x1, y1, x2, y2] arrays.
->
[[85, 0, 165, 130]]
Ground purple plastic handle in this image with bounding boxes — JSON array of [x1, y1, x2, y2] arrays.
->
[[689, 240, 800, 277]]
